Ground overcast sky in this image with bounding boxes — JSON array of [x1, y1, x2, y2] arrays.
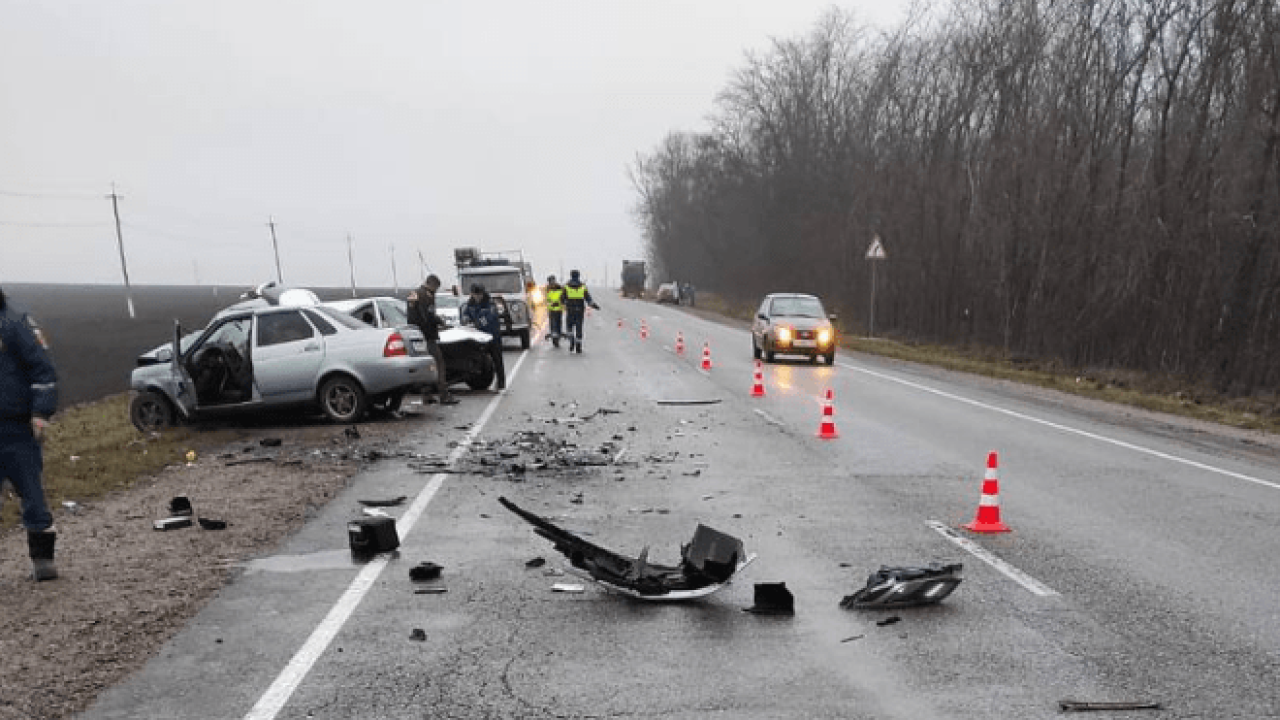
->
[[1, 0, 910, 290]]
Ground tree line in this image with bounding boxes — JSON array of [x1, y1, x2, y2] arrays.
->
[[631, 0, 1280, 397]]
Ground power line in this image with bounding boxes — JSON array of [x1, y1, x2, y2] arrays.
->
[[0, 219, 108, 228]]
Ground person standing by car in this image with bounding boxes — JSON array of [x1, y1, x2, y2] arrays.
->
[[462, 283, 506, 390], [562, 269, 600, 354], [0, 287, 59, 581], [407, 274, 457, 405], [544, 275, 565, 348]]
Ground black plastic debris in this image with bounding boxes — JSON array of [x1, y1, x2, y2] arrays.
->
[[409, 561, 443, 581], [260, 437, 283, 447], [358, 496, 408, 507], [500, 496, 753, 600], [414, 587, 447, 595], [169, 496, 193, 517], [875, 616, 901, 627], [409, 628, 426, 641], [153, 517, 192, 531], [197, 517, 227, 530], [525, 557, 547, 568], [347, 516, 400, 554], [1059, 700, 1161, 712], [344, 426, 361, 440], [840, 563, 963, 609], [744, 582, 795, 615]]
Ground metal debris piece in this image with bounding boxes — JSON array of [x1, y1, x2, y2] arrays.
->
[[501, 496, 755, 601], [358, 496, 408, 507], [551, 583, 585, 593], [197, 517, 227, 530], [1059, 700, 1161, 712], [656, 399, 722, 406], [841, 563, 963, 609]]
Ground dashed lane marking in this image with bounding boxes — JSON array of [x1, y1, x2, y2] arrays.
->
[[927, 521, 1059, 597], [244, 347, 534, 720]]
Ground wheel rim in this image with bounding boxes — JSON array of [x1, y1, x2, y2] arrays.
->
[[325, 383, 357, 418], [138, 399, 166, 429]]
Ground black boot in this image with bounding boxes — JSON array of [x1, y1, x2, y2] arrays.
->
[[28, 530, 57, 581]]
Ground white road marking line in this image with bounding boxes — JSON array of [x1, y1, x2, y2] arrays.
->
[[753, 408, 784, 427], [927, 520, 1059, 597], [244, 349, 533, 720], [838, 360, 1280, 491]]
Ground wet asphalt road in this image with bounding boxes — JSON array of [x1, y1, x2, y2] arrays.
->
[[81, 300, 1280, 719]]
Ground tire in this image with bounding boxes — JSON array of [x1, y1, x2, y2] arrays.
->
[[809, 354, 819, 364], [824, 353, 835, 366], [466, 364, 495, 391], [764, 344, 775, 363], [519, 327, 531, 350], [319, 375, 367, 423], [130, 390, 176, 433], [752, 338, 761, 360]]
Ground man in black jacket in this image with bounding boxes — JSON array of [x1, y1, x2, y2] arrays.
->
[[0, 286, 60, 581], [407, 275, 457, 405]]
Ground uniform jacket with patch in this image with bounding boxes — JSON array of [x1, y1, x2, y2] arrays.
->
[[0, 296, 58, 425]]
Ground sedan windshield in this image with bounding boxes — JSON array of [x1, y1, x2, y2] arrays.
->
[[770, 297, 825, 318]]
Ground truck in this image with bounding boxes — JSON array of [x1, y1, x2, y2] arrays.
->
[[454, 247, 533, 349], [621, 260, 647, 299]]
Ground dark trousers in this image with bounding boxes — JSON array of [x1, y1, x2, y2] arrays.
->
[[426, 339, 452, 399], [0, 426, 53, 531], [566, 308, 585, 346], [548, 310, 563, 339], [488, 339, 506, 389]]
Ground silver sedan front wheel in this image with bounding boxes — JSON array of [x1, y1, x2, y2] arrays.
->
[[319, 375, 367, 423]]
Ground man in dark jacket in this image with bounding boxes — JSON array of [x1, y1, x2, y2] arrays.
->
[[0, 286, 59, 581], [462, 284, 506, 390], [407, 274, 456, 404], [562, 269, 600, 354]]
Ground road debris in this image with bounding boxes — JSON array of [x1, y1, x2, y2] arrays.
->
[[409, 628, 426, 641], [501, 496, 756, 601], [347, 516, 400, 554], [197, 517, 227, 530], [551, 583, 585, 593], [409, 561, 444, 581], [744, 582, 795, 615], [840, 563, 963, 609], [840, 634, 865, 643], [414, 587, 448, 595], [525, 557, 547, 568], [1059, 700, 1162, 712], [875, 616, 902, 626], [169, 496, 193, 516], [153, 517, 192, 531], [656, 399, 722, 406], [358, 495, 407, 507]]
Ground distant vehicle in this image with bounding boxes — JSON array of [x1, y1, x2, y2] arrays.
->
[[454, 247, 532, 349], [326, 296, 497, 391], [621, 260, 646, 299], [751, 293, 837, 365], [655, 282, 680, 304], [129, 293, 437, 431], [434, 293, 463, 327]]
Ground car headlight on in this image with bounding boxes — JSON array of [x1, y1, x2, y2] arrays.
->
[[530, 288, 543, 304], [817, 327, 833, 346], [775, 325, 792, 344]]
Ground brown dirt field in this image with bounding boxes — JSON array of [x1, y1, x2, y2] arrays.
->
[[0, 413, 424, 720]]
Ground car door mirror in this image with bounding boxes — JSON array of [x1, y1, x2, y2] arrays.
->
[[828, 313, 838, 322], [757, 313, 767, 321]]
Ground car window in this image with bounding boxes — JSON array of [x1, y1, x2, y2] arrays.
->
[[257, 311, 315, 347], [436, 295, 462, 309], [313, 305, 373, 330], [196, 317, 252, 355], [770, 297, 825, 317], [302, 309, 337, 336], [349, 302, 377, 326], [378, 299, 408, 326]]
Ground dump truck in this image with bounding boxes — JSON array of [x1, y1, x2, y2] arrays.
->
[[454, 247, 532, 349], [621, 260, 647, 299]]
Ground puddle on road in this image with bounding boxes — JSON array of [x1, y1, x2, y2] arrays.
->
[[243, 549, 369, 574]]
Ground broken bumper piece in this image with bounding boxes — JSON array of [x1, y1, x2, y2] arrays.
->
[[499, 496, 755, 602], [840, 563, 963, 609]]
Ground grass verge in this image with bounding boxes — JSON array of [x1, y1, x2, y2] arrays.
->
[[1, 394, 235, 529], [698, 292, 1280, 435]]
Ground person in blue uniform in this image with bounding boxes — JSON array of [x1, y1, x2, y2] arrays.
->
[[0, 286, 59, 581], [462, 284, 506, 390]]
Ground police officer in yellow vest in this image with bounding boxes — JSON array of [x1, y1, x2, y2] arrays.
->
[[562, 270, 600, 354], [544, 275, 565, 349]]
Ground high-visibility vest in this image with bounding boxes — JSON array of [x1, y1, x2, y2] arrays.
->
[[565, 285, 587, 301], [545, 287, 564, 311]]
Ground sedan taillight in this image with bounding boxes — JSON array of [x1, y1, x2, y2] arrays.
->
[[383, 332, 408, 357]]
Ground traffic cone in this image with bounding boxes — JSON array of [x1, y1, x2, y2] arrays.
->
[[700, 342, 713, 371], [963, 451, 1011, 533], [675, 332, 685, 356], [640, 320, 649, 340], [617, 318, 624, 329], [750, 360, 766, 397], [817, 388, 838, 439]]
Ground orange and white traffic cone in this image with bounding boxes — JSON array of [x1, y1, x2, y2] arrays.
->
[[640, 320, 649, 340], [963, 451, 1011, 533], [817, 388, 838, 439], [675, 332, 685, 356], [700, 342, 713, 371], [750, 360, 766, 397]]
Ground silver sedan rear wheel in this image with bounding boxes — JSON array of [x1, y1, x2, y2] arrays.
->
[[130, 390, 175, 432], [320, 375, 367, 423]]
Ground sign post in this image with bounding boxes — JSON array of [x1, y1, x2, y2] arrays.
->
[[866, 235, 887, 337]]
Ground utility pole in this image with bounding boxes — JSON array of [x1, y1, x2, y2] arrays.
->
[[389, 244, 398, 295], [346, 234, 357, 298], [107, 184, 136, 319], [267, 216, 283, 284], [417, 249, 427, 282]]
